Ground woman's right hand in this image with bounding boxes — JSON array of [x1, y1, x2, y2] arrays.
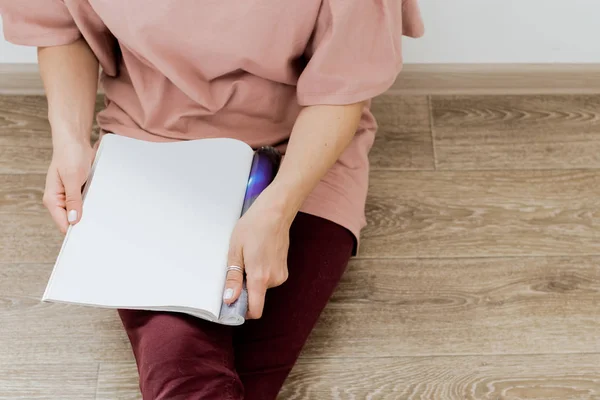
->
[[43, 137, 96, 233]]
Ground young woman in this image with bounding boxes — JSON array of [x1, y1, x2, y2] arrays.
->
[[1, 1, 423, 398]]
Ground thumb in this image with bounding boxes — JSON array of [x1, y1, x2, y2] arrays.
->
[[223, 240, 245, 305], [63, 172, 84, 225]]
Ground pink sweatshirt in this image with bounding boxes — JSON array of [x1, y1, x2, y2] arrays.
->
[[1, 0, 424, 249]]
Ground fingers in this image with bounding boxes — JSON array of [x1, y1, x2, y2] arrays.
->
[[45, 196, 69, 234], [62, 170, 85, 225], [223, 266, 244, 305], [244, 265, 287, 319], [246, 275, 267, 319], [223, 240, 245, 305], [268, 263, 289, 289], [43, 168, 69, 234]]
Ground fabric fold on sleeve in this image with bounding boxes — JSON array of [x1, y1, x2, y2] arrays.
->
[[297, 0, 424, 106], [0, 0, 81, 46]]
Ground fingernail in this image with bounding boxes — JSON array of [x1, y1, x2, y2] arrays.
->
[[67, 210, 78, 223], [223, 288, 234, 300]]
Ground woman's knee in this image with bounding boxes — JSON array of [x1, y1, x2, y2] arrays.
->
[[118, 310, 243, 399]]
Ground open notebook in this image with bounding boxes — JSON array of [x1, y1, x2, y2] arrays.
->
[[42, 134, 280, 326]]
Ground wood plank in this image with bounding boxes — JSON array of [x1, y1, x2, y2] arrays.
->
[[0, 95, 103, 174], [0, 92, 433, 172], [0, 363, 98, 400], [0, 146, 53, 175], [280, 354, 600, 400], [96, 363, 140, 400], [0, 263, 134, 364], [0, 95, 52, 139], [0, 173, 47, 214], [369, 95, 434, 170], [302, 257, 600, 358], [0, 174, 63, 262], [361, 170, 600, 258], [4, 256, 598, 363], [97, 354, 600, 400], [0, 215, 63, 263], [431, 95, 600, 170], [0, 95, 53, 174], [391, 64, 600, 95]]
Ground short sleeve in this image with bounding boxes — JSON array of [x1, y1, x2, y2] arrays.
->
[[0, 0, 81, 47], [297, 0, 424, 106]]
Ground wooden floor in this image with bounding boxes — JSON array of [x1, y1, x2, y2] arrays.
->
[[1, 94, 599, 399]]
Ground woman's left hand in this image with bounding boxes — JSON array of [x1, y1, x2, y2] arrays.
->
[[222, 189, 293, 319], [220, 103, 365, 319]]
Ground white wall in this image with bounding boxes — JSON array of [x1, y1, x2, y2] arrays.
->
[[2, 0, 600, 64], [402, 0, 600, 63]]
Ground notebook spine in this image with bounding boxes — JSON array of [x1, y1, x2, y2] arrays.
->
[[240, 146, 282, 215], [219, 146, 281, 325]]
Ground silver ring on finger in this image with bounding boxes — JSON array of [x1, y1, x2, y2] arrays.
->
[[227, 265, 244, 274]]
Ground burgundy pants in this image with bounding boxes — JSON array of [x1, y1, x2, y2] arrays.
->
[[118, 213, 354, 400]]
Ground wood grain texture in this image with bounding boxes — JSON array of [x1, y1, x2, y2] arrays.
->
[[280, 354, 600, 400], [369, 95, 434, 170], [3, 92, 600, 398], [391, 64, 600, 95], [302, 257, 600, 358], [96, 355, 600, 400], [0, 96, 52, 174], [0, 215, 63, 263], [4, 257, 598, 364], [0, 95, 103, 174], [0, 263, 133, 364], [96, 363, 141, 400], [0, 363, 99, 400], [0, 174, 63, 262], [360, 170, 600, 258], [431, 95, 600, 170]]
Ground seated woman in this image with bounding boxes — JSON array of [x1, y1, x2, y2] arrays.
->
[[0, 1, 424, 398]]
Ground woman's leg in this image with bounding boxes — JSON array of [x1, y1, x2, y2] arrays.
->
[[118, 309, 244, 400], [233, 212, 355, 399]]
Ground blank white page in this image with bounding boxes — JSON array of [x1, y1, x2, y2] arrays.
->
[[43, 134, 254, 318]]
